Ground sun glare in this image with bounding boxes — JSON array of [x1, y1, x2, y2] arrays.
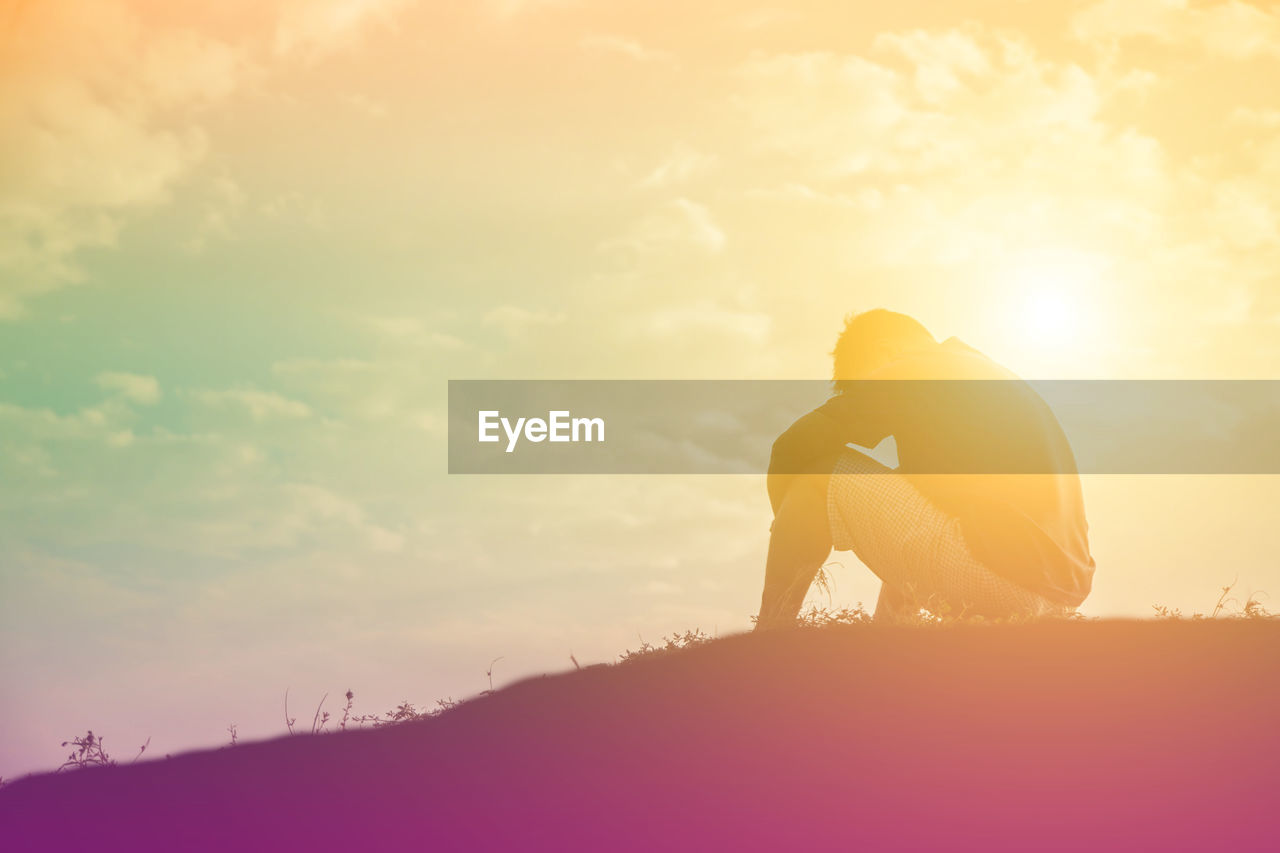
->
[[1022, 282, 1079, 344], [1002, 251, 1101, 349], [983, 248, 1120, 375]]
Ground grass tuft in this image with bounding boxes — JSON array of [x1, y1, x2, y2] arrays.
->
[[1152, 580, 1273, 621]]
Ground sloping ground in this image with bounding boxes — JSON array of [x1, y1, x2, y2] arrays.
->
[[3, 620, 1278, 852]]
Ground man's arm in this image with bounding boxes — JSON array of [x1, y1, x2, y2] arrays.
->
[[767, 405, 848, 515], [755, 396, 890, 628], [756, 406, 850, 629]]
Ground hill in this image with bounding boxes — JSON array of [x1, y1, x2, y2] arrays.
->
[[3, 619, 1277, 851]]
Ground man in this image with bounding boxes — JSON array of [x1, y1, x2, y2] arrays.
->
[[757, 309, 1095, 627]]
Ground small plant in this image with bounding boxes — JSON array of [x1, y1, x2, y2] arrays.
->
[[810, 563, 838, 603], [58, 731, 148, 772], [1152, 581, 1273, 621], [345, 697, 459, 728], [59, 731, 112, 770], [338, 690, 355, 732], [1242, 592, 1272, 620], [483, 658, 504, 694], [618, 628, 714, 662], [311, 693, 331, 734], [794, 603, 872, 628]]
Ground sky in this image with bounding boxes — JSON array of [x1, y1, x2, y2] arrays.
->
[[2, 0, 1280, 779]]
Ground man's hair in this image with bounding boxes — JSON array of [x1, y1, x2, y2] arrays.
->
[[831, 309, 935, 391]]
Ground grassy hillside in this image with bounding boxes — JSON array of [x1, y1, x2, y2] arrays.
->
[[3, 619, 1278, 851]]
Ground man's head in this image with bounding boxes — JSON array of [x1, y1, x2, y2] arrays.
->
[[832, 309, 936, 390]]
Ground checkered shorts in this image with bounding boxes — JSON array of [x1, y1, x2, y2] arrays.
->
[[826, 449, 1066, 621]]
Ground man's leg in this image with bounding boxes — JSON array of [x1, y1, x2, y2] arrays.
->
[[873, 581, 909, 623], [828, 451, 1065, 620], [756, 471, 834, 630]]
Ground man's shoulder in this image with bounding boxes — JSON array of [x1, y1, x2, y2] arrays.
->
[[876, 339, 1015, 381]]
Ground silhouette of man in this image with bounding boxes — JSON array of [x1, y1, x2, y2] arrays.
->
[[757, 310, 1095, 627]]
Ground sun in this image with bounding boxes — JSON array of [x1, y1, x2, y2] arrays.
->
[[986, 247, 1119, 375], [1021, 278, 1080, 344], [1003, 250, 1099, 348]]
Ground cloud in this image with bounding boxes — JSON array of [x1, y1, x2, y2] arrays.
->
[[278, 484, 405, 553], [645, 301, 772, 345], [734, 32, 1135, 182], [1231, 106, 1280, 128], [1208, 182, 1279, 249], [663, 199, 727, 252], [482, 304, 567, 338], [486, 0, 577, 21], [636, 143, 718, 190], [0, 401, 117, 446], [741, 182, 881, 210], [272, 357, 442, 423], [729, 8, 803, 31], [603, 199, 727, 255], [183, 174, 248, 253], [0, 377, 421, 566], [274, 0, 414, 59], [1071, 0, 1280, 59], [0, 0, 407, 319], [873, 28, 992, 103], [340, 91, 391, 119], [733, 51, 908, 173], [95, 372, 161, 405], [580, 33, 676, 66], [0, 1, 247, 318], [139, 25, 246, 105], [362, 316, 466, 349], [729, 30, 1166, 214], [631, 580, 682, 596], [192, 388, 312, 421]]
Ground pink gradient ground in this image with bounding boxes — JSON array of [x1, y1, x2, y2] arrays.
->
[[3, 619, 1276, 851]]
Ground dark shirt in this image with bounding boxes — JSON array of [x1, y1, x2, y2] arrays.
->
[[774, 338, 1095, 606]]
